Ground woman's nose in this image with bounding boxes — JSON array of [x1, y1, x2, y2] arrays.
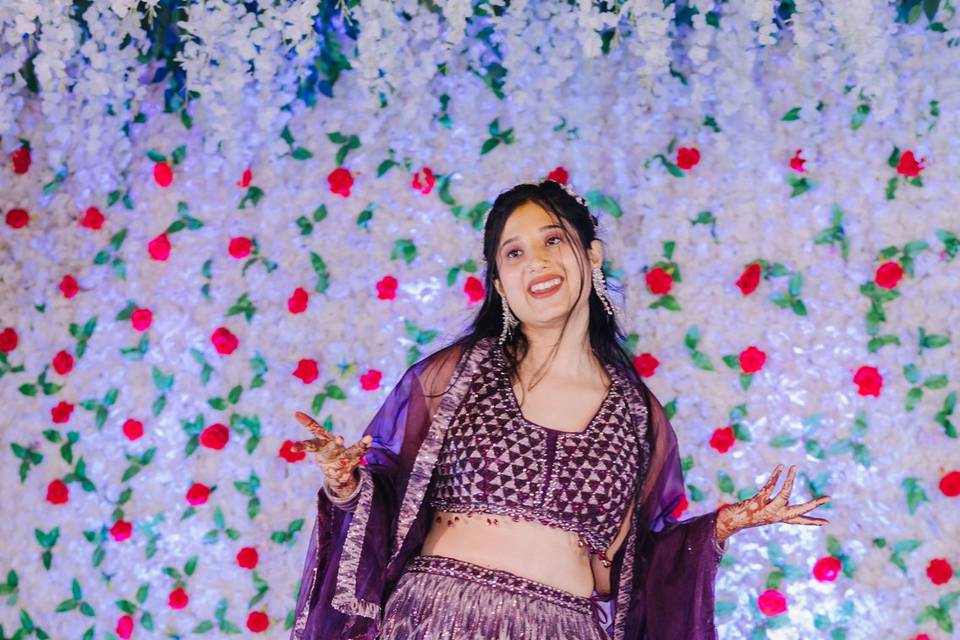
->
[[529, 245, 551, 264]]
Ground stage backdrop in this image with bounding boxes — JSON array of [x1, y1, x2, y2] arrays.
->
[[1, 1, 959, 638]]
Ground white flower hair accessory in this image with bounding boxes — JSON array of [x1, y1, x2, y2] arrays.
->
[[536, 178, 599, 230]]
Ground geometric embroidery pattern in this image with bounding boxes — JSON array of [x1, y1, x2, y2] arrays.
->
[[429, 336, 643, 555]]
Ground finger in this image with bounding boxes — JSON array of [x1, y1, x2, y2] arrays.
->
[[757, 464, 784, 501], [295, 411, 333, 441], [785, 495, 831, 518], [341, 435, 374, 460], [781, 514, 830, 526], [773, 465, 797, 503], [291, 437, 324, 453]]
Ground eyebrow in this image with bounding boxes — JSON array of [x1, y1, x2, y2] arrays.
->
[[499, 225, 564, 252]]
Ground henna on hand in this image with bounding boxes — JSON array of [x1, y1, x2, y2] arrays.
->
[[715, 463, 832, 544], [291, 410, 373, 498]]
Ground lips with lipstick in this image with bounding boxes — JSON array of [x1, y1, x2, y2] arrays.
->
[[527, 274, 563, 298]]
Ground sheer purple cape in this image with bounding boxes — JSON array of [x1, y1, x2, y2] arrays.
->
[[290, 336, 726, 639]]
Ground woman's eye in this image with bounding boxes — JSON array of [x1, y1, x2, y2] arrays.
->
[[506, 236, 562, 259]]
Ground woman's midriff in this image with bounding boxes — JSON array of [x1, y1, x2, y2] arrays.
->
[[419, 509, 596, 597]]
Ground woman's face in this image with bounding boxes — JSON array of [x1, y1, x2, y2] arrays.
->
[[493, 201, 602, 330]]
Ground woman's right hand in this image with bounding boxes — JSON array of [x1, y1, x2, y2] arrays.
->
[[291, 410, 373, 498]]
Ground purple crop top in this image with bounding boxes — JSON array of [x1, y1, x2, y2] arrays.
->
[[428, 338, 643, 558]]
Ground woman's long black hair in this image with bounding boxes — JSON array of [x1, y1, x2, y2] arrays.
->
[[424, 178, 644, 400]]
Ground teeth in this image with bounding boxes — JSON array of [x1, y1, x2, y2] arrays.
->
[[530, 277, 562, 293]]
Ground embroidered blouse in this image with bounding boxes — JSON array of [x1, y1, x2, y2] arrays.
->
[[428, 339, 642, 557], [291, 335, 727, 640]]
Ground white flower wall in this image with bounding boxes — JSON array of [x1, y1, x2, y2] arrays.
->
[[1, 1, 960, 638]]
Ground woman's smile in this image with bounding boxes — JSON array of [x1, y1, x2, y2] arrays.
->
[[528, 276, 564, 298]]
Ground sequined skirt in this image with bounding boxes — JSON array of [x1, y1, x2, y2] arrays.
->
[[377, 554, 610, 639]]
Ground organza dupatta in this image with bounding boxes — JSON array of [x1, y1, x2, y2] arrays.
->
[[605, 379, 727, 639], [290, 336, 726, 640], [290, 340, 472, 640]]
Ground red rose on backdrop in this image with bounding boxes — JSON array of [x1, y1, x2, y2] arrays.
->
[[813, 556, 842, 582], [360, 369, 382, 391], [10, 145, 31, 174], [293, 359, 319, 384], [114, 614, 133, 640], [5, 208, 29, 228], [168, 586, 189, 609], [185, 482, 211, 506], [853, 365, 883, 397], [236, 546, 259, 569], [671, 494, 688, 519], [940, 471, 960, 497], [228, 236, 253, 258], [874, 261, 903, 289], [110, 519, 132, 542], [115, 614, 134, 639], [80, 206, 105, 230], [153, 161, 173, 187], [676, 147, 701, 170], [237, 167, 252, 188], [51, 400, 74, 424], [52, 350, 74, 375], [632, 352, 660, 377], [288, 287, 309, 313], [246, 611, 269, 633], [913, 635, 931, 640], [0, 327, 18, 352], [59, 274, 79, 298], [211, 327, 239, 355], [789, 149, 806, 173], [739, 346, 766, 374], [328, 167, 354, 197], [546, 166, 569, 184], [464, 275, 485, 303], [709, 426, 735, 453], [927, 558, 953, 585], [278, 439, 306, 463], [896, 150, 925, 177], [148, 233, 171, 261], [757, 588, 787, 616], [131, 307, 153, 331], [200, 423, 229, 450], [412, 167, 435, 194], [46, 479, 69, 504], [122, 418, 144, 440], [645, 267, 673, 295], [376, 275, 398, 300], [736, 262, 762, 295]]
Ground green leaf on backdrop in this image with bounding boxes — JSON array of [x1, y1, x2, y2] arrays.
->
[[310, 251, 330, 293]]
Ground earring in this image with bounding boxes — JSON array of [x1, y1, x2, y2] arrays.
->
[[499, 294, 519, 344], [593, 266, 617, 316]]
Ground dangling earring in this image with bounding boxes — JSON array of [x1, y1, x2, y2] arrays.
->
[[499, 294, 519, 344], [593, 266, 617, 316]]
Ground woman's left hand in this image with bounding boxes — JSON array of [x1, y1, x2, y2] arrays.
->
[[715, 463, 831, 544]]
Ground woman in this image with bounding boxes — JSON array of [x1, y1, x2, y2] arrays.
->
[[288, 179, 831, 639]]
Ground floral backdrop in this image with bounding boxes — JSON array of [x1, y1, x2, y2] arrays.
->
[[2, 1, 960, 638]]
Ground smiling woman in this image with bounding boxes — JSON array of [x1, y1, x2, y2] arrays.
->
[[290, 179, 829, 640]]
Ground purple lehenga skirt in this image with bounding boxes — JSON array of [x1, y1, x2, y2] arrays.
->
[[377, 554, 610, 639]]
